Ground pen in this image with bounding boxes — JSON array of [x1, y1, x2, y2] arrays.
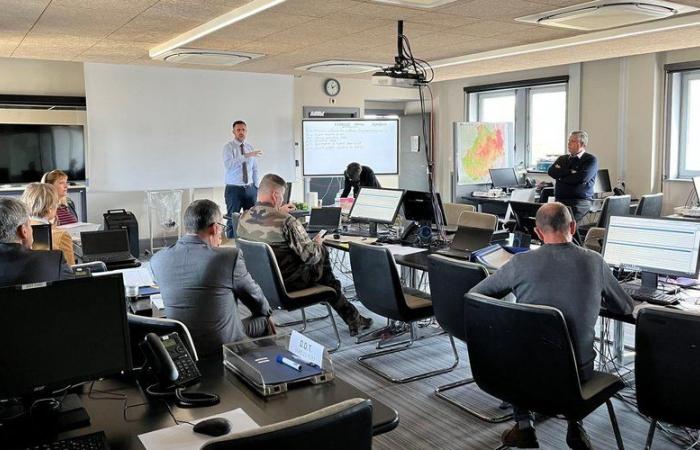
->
[[276, 355, 302, 371]]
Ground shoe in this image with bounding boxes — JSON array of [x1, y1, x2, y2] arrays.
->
[[501, 424, 540, 449], [349, 316, 373, 337], [566, 421, 592, 450]]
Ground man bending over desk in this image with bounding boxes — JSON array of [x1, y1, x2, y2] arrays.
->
[[237, 173, 372, 336], [0, 197, 73, 287], [151, 199, 273, 358], [470, 202, 633, 450]]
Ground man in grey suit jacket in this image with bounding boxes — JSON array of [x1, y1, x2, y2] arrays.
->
[[0, 197, 73, 287], [151, 199, 273, 357]]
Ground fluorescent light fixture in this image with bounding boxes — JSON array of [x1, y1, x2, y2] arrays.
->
[[149, 0, 286, 59], [431, 12, 700, 69], [296, 60, 386, 74]]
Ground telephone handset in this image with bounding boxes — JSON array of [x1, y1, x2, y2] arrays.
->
[[140, 332, 201, 389], [400, 222, 419, 242]]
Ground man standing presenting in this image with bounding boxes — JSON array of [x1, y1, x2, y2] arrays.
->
[[548, 131, 598, 222], [340, 162, 381, 198], [223, 120, 261, 238]]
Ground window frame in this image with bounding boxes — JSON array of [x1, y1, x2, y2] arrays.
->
[[677, 70, 700, 178], [464, 76, 568, 170]]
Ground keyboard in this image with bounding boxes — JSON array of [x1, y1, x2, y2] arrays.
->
[[22, 431, 109, 450], [622, 286, 680, 306], [83, 252, 133, 263]]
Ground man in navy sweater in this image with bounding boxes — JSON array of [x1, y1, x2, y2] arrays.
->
[[548, 131, 598, 222]]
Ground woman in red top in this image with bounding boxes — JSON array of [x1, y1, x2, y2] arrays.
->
[[41, 170, 78, 226]]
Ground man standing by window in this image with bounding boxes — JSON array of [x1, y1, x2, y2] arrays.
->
[[223, 120, 261, 238], [548, 131, 598, 222]]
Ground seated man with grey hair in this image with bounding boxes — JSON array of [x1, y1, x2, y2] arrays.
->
[[470, 202, 634, 450], [0, 196, 73, 287], [548, 131, 598, 222], [151, 199, 273, 358], [238, 173, 372, 336]]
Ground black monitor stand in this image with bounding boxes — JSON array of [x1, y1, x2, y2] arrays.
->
[[368, 222, 378, 238], [640, 271, 659, 291]]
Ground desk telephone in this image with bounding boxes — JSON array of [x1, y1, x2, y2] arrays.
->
[[140, 332, 219, 407]]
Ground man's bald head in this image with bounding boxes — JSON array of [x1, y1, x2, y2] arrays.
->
[[536, 202, 573, 235]]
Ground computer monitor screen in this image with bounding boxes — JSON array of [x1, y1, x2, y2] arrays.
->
[[81, 229, 129, 255], [308, 207, 342, 229], [284, 182, 292, 204], [603, 216, 700, 278], [349, 188, 405, 224], [0, 275, 131, 398], [489, 168, 519, 188], [402, 190, 446, 224], [31, 223, 53, 251], [693, 176, 700, 206], [594, 169, 612, 193]]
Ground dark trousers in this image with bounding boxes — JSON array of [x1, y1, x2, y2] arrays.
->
[[225, 184, 257, 238], [559, 199, 593, 223], [286, 247, 361, 326]]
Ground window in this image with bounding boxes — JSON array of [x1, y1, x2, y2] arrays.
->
[[667, 66, 700, 178], [466, 77, 568, 169]]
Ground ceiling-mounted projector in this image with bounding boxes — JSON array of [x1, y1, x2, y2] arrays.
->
[[372, 21, 429, 88]]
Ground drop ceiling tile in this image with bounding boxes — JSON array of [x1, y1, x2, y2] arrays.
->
[[31, 4, 134, 38], [142, 0, 250, 22], [269, 0, 354, 18], [341, 1, 427, 20], [437, 0, 553, 20], [406, 11, 480, 29], [202, 11, 316, 42], [0, 0, 51, 33], [107, 14, 203, 43]]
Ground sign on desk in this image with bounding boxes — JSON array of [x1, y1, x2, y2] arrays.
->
[[289, 330, 324, 369]]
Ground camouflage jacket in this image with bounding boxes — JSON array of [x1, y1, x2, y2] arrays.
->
[[237, 202, 323, 288]]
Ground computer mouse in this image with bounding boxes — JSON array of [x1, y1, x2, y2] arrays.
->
[[193, 417, 232, 437]]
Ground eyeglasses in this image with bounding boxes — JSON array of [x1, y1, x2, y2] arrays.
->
[[210, 222, 228, 231]]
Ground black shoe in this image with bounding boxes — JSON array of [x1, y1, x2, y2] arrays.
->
[[501, 425, 540, 448], [349, 316, 373, 337], [566, 421, 592, 450]]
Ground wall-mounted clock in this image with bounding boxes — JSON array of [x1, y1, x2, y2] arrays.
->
[[324, 78, 340, 97]]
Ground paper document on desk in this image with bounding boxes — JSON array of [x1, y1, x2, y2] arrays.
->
[[138, 408, 259, 450], [384, 245, 427, 256], [57, 222, 101, 239], [93, 266, 154, 287]]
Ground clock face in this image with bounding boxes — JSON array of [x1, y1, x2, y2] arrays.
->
[[324, 78, 340, 97]]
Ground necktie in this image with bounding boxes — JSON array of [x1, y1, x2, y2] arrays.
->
[[240, 143, 249, 184]]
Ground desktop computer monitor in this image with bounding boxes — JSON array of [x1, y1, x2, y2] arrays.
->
[[31, 223, 52, 251], [0, 275, 132, 400], [284, 181, 292, 204], [594, 169, 612, 193], [603, 216, 700, 289], [349, 187, 405, 236], [402, 190, 446, 225], [489, 168, 520, 189], [507, 201, 542, 240]]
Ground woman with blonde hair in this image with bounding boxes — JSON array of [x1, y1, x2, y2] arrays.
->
[[21, 182, 76, 265], [41, 169, 79, 225]]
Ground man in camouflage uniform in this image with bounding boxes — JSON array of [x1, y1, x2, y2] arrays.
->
[[237, 173, 372, 336]]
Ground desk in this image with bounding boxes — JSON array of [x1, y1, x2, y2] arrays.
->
[[31, 358, 398, 449]]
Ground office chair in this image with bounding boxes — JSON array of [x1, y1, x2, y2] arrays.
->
[[457, 211, 498, 230], [427, 255, 511, 423], [349, 243, 458, 383], [127, 314, 198, 368], [539, 186, 554, 204], [236, 239, 341, 352], [635, 193, 663, 217], [636, 307, 700, 449], [581, 195, 631, 252], [464, 293, 625, 450], [202, 398, 373, 450], [443, 202, 476, 226]]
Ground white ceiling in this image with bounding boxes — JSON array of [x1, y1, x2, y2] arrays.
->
[[2, 0, 700, 81]]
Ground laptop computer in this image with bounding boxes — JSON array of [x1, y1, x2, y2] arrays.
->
[[80, 229, 140, 269], [435, 226, 494, 260], [31, 223, 53, 251], [306, 207, 342, 236]]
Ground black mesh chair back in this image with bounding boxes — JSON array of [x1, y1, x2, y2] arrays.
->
[[202, 398, 373, 450], [539, 186, 554, 204], [236, 239, 287, 309], [127, 314, 198, 367], [427, 255, 488, 342], [349, 243, 408, 320], [597, 195, 631, 228], [635, 193, 663, 217], [636, 307, 700, 428], [464, 293, 583, 416]]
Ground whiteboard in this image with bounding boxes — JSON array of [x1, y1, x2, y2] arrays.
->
[[302, 119, 399, 176], [84, 63, 294, 191]]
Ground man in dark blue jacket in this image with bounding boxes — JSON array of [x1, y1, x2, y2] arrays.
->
[[548, 131, 598, 222]]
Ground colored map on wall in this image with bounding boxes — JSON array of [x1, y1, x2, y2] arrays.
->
[[455, 122, 513, 185]]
